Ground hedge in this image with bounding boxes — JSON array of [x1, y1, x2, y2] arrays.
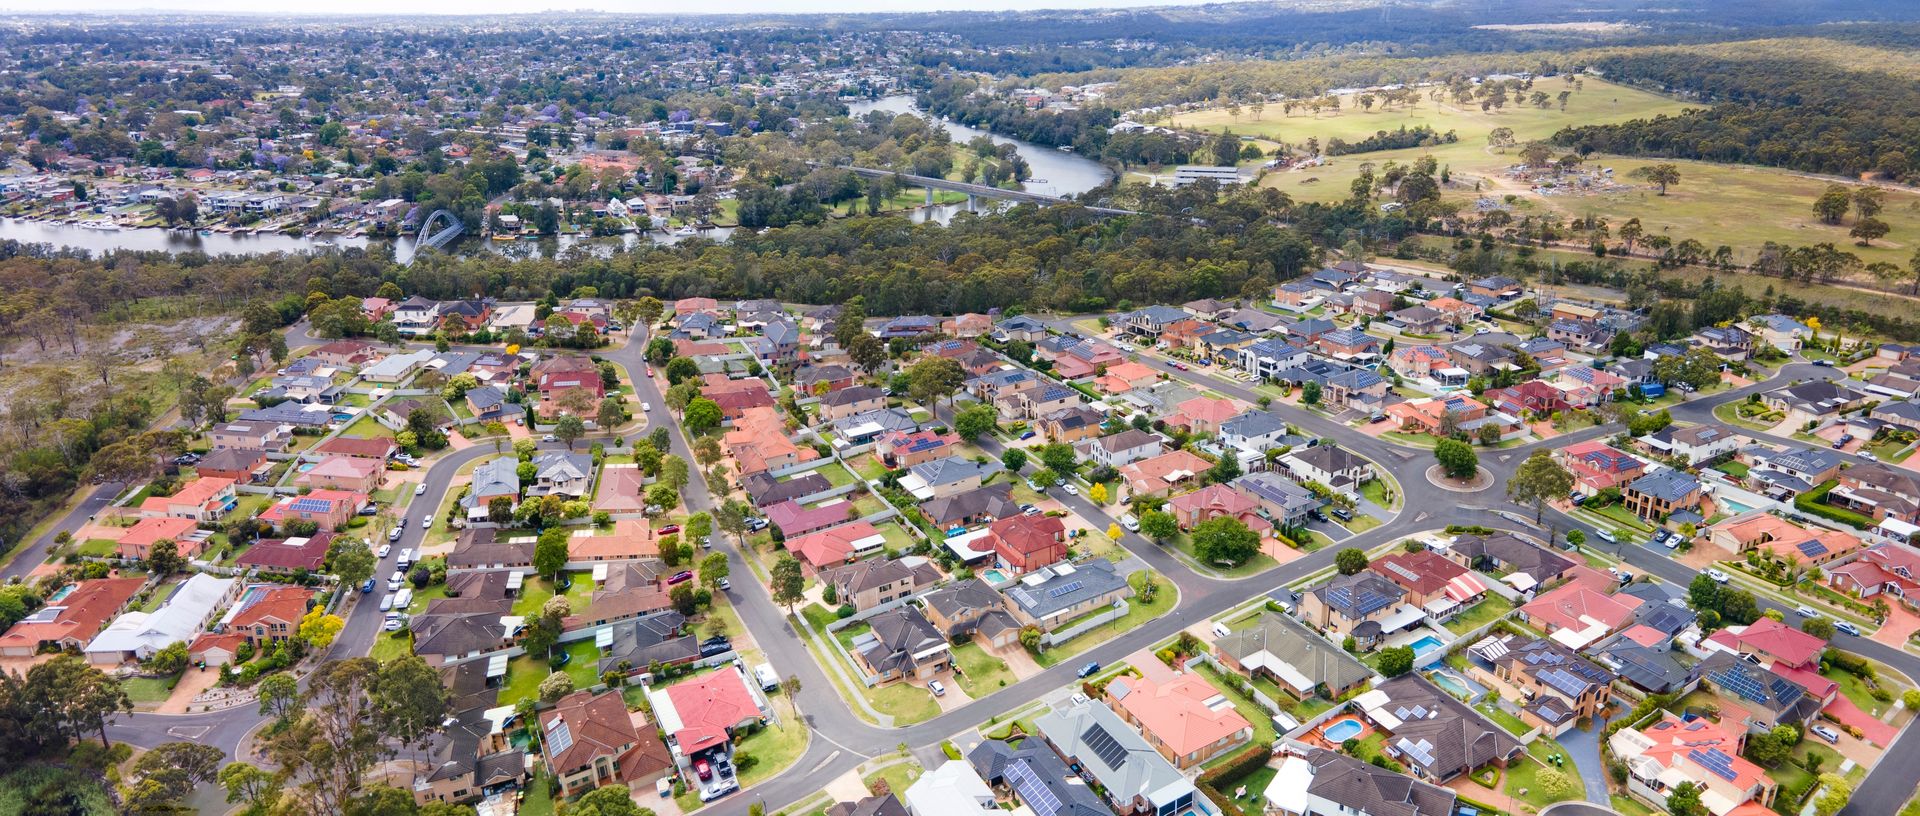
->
[[1795, 481, 1875, 529], [1195, 744, 1273, 816]]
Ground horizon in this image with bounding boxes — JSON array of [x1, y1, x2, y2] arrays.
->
[[0, 0, 1230, 15]]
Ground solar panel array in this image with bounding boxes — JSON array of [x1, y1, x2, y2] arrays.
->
[[1688, 748, 1739, 782], [1770, 677, 1805, 706], [1383, 562, 1422, 583], [1049, 581, 1085, 598], [1539, 668, 1592, 698], [546, 720, 574, 756], [1396, 737, 1436, 768], [1325, 578, 1397, 617], [1082, 724, 1130, 770], [1797, 539, 1829, 558], [1007, 760, 1062, 816], [290, 497, 333, 513], [1392, 704, 1431, 721]]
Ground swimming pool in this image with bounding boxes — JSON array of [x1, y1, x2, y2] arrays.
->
[[331, 412, 354, 422], [981, 568, 1011, 584], [1409, 634, 1446, 656], [296, 463, 316, 473], [1428, 671, 1471, 699], [1323, 718, 1364, 742]]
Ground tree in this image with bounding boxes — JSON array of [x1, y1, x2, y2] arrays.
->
[[1507, 450, 1575, 523], [1630, 163, 1681, 195], [1433, 438, 1478, 480], [23, 655, 130, 748], [1335, 547, 1370, 575], [1191, 517, 1260, 567], [324, 536, 377, 589], [219, 763, 282, 811], [126, 741, 226, 812], [570, 784, 648, 816], [1851, 217, 1890, 246], [1377, 646, 1415, 677], [664, 356, 699, 384], [772, 554, 805, 612], [1854, 186, 1887, 218], [952, 403, 998, 441], [146, 641, 189, 676], [1802, 617, 1835, 640], [1688, 574, 1721, 613], [906, 355, 966, 407], [1037, 443, 1079, 475], [146, 538, 183, 576], [554, 414, 587, 449], [258, 671, 302, 722], [684, 398, 722, 435], [1566, 529, 1586, 549], [1666, 781, 1705, 816], [1301, 381, 1322, 406], [1814, 184, 1852, 224], [848, 333, 887, 375], [1813, 773, 1852, 816], [699, 552, 730, 590], [597, 396, 626, 429], [1206, 453, 1241, 485], [534, 528, 570, 579], [1138, 510, 1178, 543], [1001, 448, 1028, 473], [1087, 482, 1109, 504], [298, 606, 346, 651], [538, 672, 575, 703]]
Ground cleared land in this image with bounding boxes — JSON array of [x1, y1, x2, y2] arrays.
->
[[1171, 77, 1920, 270]]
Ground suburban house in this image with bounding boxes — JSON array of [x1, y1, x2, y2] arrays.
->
[[1352, 674, 1524, 782], [1368, 550, 1485, 617], [1266, 747, 1457, 816], [539, 689, 672, 797], [878, 429, 962, 469], [1623, 469, 1704, 522], [1040, 406, 1107, 444], [765, 499, 855, 539], [1299, 571, 1405, 645], [296, 455, 385, 494], [314, 435, 399, 460], [1212, 611, 1373, 700], [1708, 512, 1864, 567], [900, 457, 991, 501], [1118, 450, 1213, 500], [1004, 561, 1132, 631], [234, 533, 334, 574], [1080, 429, 1165, 469], [1167, 484, 1272, 535], [139, 476, 237, 522], [1559, 441, 1646, 496], [85, 573, 239, 665], [1751, 314, 1812, 352], [116, 516, 205, 561], [1437, 532, 1573, 590], [1641, 424, 1742, 466], [787, 522, 889, 575], [1828, 542, 1920, 600], [1692, 652, 1821, 731], [1166, 397, 1240, 435], [193, 447, 271, 483], [1280, 445, 1373, 498], [1228, 472, 1322, 526], [1487, 637, 1616, 735], [1107, 670, 1253, 768], [989, 514, 1068, 575], [1515, 570, 1643, 649], [820, 386, 887, 421], [1610, 710, 1778, 816], [922, 484, 1021, 528], [1830, 462, 1920, 524], [821, 557, 939, 611], [226, 585, 315, 646], [920, 579, 1022, 650], [854, 606, 951, 684], [0, 577, 144, 657], [461, 458, 522, 520], [1033, 698, 1198, 816], [258, 489, 369, 531], [1741, 446, 1845, 498], [1762, 380, 1870, 421]]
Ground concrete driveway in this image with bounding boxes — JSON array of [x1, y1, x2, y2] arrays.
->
[[1556, 718, 1612, 806]]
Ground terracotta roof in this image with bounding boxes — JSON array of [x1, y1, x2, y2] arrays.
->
[[1109, 673, 1251, 759], [540, 690, 645, 776], [569, 519, 657, 561], [314, 436, 398, 458], [787, 521, 884, 570], [230, 586, 315, 629], [661, 669, 762, 753], [0, 578, 143, 650], [118, 516, 199, 549]]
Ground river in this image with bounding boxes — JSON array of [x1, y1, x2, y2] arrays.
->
[[0, 96, 1109, 259]]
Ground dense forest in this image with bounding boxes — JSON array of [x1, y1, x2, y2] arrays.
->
[[1552, 52, 1920, 179]]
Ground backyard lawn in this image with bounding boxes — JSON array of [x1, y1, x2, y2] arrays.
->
[[1195, 663, 1279, 752], [495, 642, 603, 706], [807, 461, 859, 488], [1032, 571, 1177, 667], [511, 572, 596, 618], [951, 641, 1016, 698], [1502, 740, 1583, 810], [1445, 594, 1515, 636], [340, 415, 394, 439], [1473, 701, 1532, 738]]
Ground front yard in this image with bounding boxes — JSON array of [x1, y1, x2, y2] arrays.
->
[[1031, 571, 1177, 667], [1444, 594, 1515, 636], [951, 641, 1016, 697]]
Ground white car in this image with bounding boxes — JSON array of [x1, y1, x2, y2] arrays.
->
[[383, 619, 403, 632], [415, 483, 427, 496], [1795, 605, 1819, 618], [1705, 568, 1732, 584], [929, 680, 946, 696], [1120, 514, 1140, 532], [641, 401, 652, 412], [376, 544, 392, 559], [1062, 484, 1080, 496], [542, 434, 557, 442], [387, 571, 404, 591], [388, 528, 402, 542], [421, 515, 433, 529]]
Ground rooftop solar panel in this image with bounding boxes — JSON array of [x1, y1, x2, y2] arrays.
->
[[1007, 760, 1061, 816], [546, 720, 574, 756], [1081, 724, 1130, 770]]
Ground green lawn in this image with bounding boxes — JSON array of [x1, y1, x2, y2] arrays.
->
[[519, 780, 555, 816], [863, 762, 924, 798], [1032, 571, 1177, 667], [1503, 743, 1584, 811], [1360, 476, 1400, 511], [369, 629, 413, 662], [1337, 513, 1383, 534], [1824, 666, 1891, 718], [952, 641, 1016, 698], [1713, 461, 1750, 479], [1714, 400, 1786, 432], [122, 673, 180, 704], [496, 644, 603, 707], [75, 538, 118, 558], [340, 415, 394, 439], [512, 572, 596, 618], [1445, 594, 1515, 636], [1869, 437, 1917, 463], [1169, 533, 1279, 578], [1589, 501, 1655, 532], [1474, 701, 1533, 737], [1194, 663, 1279, 753], [805, 461, 859, 488], [848, 494, 888, 517], [875, 521, 918, 552]]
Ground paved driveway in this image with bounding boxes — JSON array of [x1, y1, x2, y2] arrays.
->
[[1556, 719, 1611, 806]]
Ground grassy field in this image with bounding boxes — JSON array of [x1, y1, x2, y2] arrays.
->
[[1173, 77, 1920, 271], [951, 641, 1016, 698]]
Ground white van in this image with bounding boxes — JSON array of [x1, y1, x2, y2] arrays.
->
[[397, 548, 414, 569], [1211, 621, 1232, 639], [394, 587, 413, 610], [388, 571, 405, 591], [1120, 513, 1140, 532], [753, 662, 779, 691]]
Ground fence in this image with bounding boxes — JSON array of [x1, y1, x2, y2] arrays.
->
[[1184, 651, 1290, 719], [1041, 600, 1130, 648]]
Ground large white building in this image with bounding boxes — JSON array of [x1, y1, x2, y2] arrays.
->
[[85, 573, 238, 665]]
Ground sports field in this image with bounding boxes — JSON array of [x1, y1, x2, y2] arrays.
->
[[1170, 76, 1920, 269]]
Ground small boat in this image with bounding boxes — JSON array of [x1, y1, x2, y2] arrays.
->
[[491, 234, 518, 242], [81, 222, 119, 231], [1027, 179, 1048, 184], [670, 226, 698, 237]]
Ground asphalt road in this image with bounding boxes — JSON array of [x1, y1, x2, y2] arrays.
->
[[85, 318, 1916, 816]]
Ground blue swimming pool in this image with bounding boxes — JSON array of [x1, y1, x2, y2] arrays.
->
[[1323, 718, 1364, 742], [331, 412, 354, 422], [1409, 634, 1445, 656]]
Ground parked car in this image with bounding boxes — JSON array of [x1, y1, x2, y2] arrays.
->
[[376, 544, 392, 559], [420, 515, 433, 529], [699, 637, 732, 657], [361, 578, 376, 593], [387, 571, 404, 591], [1796, 605, 1819, 618], [1330, 506, 1353, 522], [1834, 620, 1861, 636], [1076, 662, 1101, 678], [1812, 359, 1836, 367], [1705, 568, 1731, 584], [415, 483, 427, 496], [1021, 504, 1040, 516], [1812, 724, 1842, 744], [1120, 514, 1140, 532], [388, 528, 402, 542], [659, 524, 682, 535], [542, 434, 557, 442], [383, 619, 403, 632], [1061, 484, 1080, 496], [1019, 430, 1036, 440], [718, 578, 731, 591], [694, 759, 712, 781], [668, 571, 695, 585], [929, 680, 946, 697]]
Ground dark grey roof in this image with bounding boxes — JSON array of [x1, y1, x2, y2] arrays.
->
[[1214, 611, 1372, 692], [922, 483, 1021, 527], [1303, 747, 1456, 816], [1370, 674, 1523, 781], [1221, 410, 1287, 439], [823, 385, 885, 406], [1694, 651, 1822, 723], [1593, 640, 1691, 694], [743, 471, 831, 508], [1449, 533, 1572, 580], [1005, 560, 1128, 620], [1627, 469, 1701, 503], [598, 610, 695, 674], [1311, 571, 1404, 621], [858, 607, 947, 676], [1491, 638, 1614, 701], [921, 578, 1009, 637], [967, 741, 1108, 816]]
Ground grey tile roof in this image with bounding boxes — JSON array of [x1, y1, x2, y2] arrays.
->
[[858, 607, 946, 676], [967, 741, 1108, 816], [922, 483, 1021, 527], [1370, 674, 1523, 781], [1005, 560, 1127, 620], [1215, 611, 1372, 692], [1302, 747, 1456, 816], [1034, 699, 1195, 814], [1627, 469, 1701, 503], [1311, 572, 1404, 621]]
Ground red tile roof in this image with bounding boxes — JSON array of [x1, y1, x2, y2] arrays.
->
[[662, 669, 762, 753], [0, 578, 144, 651]]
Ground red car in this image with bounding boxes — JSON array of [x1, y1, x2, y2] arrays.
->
[[694, 758, 712, 780], [646, 366, 655, 378], [659, 524, 681, 535], [668, 571, 695, 585]]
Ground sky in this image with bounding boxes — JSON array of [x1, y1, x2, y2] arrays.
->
[[8, 0, 1225, 13]]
